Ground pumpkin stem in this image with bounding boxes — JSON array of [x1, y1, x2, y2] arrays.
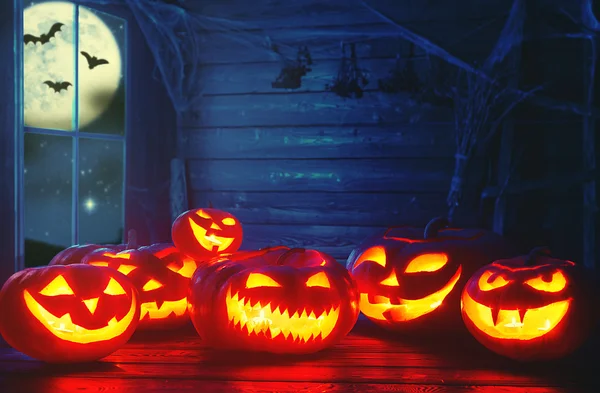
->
[[208, 201, 213, 208], [525, 246, 552, 266], [126, 229, 138, 249], [275, 247, 305, 265], [424, 217, 450, 239]]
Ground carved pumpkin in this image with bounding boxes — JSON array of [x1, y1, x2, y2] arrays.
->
[[49, 229, 138, 266], [0, 264, 140, 363], [188, 246, 360, 354], [172, 208, 243, 260], [346, 217, 516, 332], [461, 247, 596, 361], [81, 246, 196, 330]]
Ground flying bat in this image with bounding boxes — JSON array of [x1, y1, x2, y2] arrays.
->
[[24, 23, 64, 45], [81, 51, 109, 69], [43, 80, 72, 93]]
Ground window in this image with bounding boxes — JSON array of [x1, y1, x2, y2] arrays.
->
[[21, 1, 127, 267]]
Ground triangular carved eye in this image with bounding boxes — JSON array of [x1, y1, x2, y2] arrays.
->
[[142, 279, 163, 291], [246, 273, 281, 288], [117, 265, 137, 275], [39, 275, 74, 296], [103, 278, 126, 295], [380, 271, 400, 286], [352, 246, 386, 270], [306, 272, 330, 288], [167, 260, 197, 278]]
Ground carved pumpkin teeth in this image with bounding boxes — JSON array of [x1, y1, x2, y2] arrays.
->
[[139, 298, 188, 321], [491, 306, 501, 326], [225, 288, 340, 343], [518, 308, 528, 324]]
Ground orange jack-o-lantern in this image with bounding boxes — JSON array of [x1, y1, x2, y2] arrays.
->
[[49, 230, 139, 266], [82, 246, 197, 330], [188, 246, 360, 354], [172, 208, 243, 260], [461, 247, 597, 361], [347, 217, 516, 332], [0, 264, 140, 363]]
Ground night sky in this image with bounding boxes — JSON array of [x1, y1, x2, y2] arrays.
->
[[23, 2, 126, 250]]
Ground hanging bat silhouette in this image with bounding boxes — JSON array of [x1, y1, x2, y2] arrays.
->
[[24, 23, 64, 45], [81, 51, 109, 69], [43, 80, 72, 93]]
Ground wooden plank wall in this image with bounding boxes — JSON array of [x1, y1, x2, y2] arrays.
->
[[176, 0, 512, 262]]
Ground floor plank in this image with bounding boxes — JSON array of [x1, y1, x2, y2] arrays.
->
[[0, 320, 598, 391], [0, 378, 593, 393]]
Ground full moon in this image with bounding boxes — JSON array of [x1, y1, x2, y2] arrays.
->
[[24, 1, 122, 130]]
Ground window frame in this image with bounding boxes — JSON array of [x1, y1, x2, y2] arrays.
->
[[16, 0, 131, 270]]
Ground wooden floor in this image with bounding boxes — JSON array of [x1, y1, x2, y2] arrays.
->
[[0, 318, 598, 393]]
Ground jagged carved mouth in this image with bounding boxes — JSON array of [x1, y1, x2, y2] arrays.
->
[[225, 289, 340, 343], [189, 219, 234, 252], [461, 292, 570, 340], [359, 267, 462, 322], [140, 298, 188, 321], [23, 290, 137, 344]]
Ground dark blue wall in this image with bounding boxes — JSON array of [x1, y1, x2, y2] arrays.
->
[[176, 0, 514, 262]]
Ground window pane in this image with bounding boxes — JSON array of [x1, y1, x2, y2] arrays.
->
[[24, 133, 73, 267], [78, 6, 126, 135], [78, 138, 124, 244], [23, 1, 76, 131]]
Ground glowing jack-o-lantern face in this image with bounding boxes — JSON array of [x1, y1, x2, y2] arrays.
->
[[461, 247, 596, 361], [347, 217, 516, 332], [188, 246, 359, 354], [82, 245, 198, 330], [0, 264, 140, 363], [172, 208, 243, 260]]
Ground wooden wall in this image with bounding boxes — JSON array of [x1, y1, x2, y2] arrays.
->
[[176, 0, 515, 262]]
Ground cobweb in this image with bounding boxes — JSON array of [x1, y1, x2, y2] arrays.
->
[[73, 0, 596, 115]]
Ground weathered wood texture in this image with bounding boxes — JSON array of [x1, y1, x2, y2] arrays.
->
[[0, 320, 598, 393], [0, 0, 18, 284], [124, 3, 177, 245], [176, 0, 525, 256]]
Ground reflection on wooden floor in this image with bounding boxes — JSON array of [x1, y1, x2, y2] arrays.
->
[[0, 318, 598, 393]]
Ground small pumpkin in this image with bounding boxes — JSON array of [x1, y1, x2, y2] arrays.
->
[[82, 246, 195, 330], [461, 247, 597, 361], [172, 207, 243, 260], [0, 264, 140, 363], [49, 229, 138, 266], [188, 246, 360, 354], [347, 217, 516, 332]]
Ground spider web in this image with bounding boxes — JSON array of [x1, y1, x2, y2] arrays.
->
[[74, 0, 596, 115]]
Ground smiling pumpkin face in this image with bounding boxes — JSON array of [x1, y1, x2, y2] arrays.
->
[[347, 217, 516, 332], [0, 264, 140, 363], [188, 247, 360, 354], [461, 247, 596, 361], [172, 208, 243, 260], [82, 246, 198, 330]]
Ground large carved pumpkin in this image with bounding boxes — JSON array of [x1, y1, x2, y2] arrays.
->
[[347, 217, 516, 332], [81, 246, 196, 330], [172, 208, 243, 260], [188, 246, 360, 354], [461, 247, 597, 361], [0, 264, 140, 363]]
